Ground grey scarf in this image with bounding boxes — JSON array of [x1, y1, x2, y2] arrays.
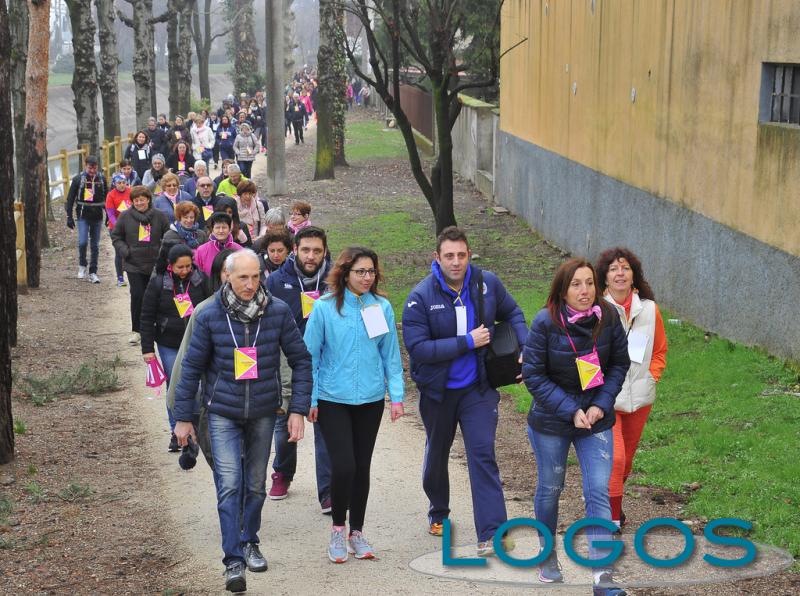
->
[[292, 256, 328, 291], [220, 282, 268, 323]]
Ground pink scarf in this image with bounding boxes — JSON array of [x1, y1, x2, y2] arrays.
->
[[566, 304, 602, 324], [288, 218, 311, 235]]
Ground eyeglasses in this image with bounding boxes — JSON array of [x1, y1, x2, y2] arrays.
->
[[198, 183, 212, 187], [351, 269, 377, 278]]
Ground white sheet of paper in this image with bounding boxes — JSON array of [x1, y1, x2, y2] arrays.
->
[[361, 304, 389, 339], [137, 149, 147, 160], [455, 305, 468, 336], [627, 330, 649, 364]]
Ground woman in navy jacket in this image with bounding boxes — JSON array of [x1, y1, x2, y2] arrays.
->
[[522, 258, 629, 595]]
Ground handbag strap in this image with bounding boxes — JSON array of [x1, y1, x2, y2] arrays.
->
[[476, 268, 485, 328]]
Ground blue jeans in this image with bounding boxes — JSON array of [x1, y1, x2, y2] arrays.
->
[[528, 426, 613, 565], [77, 218, 102, 274], [157, 344, 179, 432], [273, 415, 331, 503], [208, 412, 276, 566]]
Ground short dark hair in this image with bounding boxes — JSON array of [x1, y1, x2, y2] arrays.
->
[[294, 226, 327, 251], [119, 158, 131, 168], [436, 226, 469, 253], [207, 212, 232, 228], [129, 185, 152, 202], [262, 230, 292, 253], [167, 243, 194, 264]]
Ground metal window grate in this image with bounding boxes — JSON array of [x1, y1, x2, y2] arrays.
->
[[771, 64, 800, 125]]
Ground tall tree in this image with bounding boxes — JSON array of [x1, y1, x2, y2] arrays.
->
[[282, 0, 295, 81], [119, 0, 157, 128], [314, 0, 336, 180], [230, 0, 259, 94], [331, 4, 347, 167], [9, 0, 27, 201], [265, 0, 286, 194], [155, 0, 193, 118], [65, 0, 100, 155], [95, 0, 121, 140], [23, 0, 49, 289], [342, 0, 503, 233], [0, 0, 17, 464], [191, 0, 236, 102]]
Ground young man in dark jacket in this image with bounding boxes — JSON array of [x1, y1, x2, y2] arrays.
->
[[402, 226, 528, 556], [65, 155, 108, 283], [266, 226, 332, 509], [147, 116, 167, 158], [173, 249, 311, 593]]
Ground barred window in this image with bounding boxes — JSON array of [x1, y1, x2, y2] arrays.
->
[[768, 64, 800, 125]]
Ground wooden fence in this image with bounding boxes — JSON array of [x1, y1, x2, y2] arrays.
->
[[48, 134, 134, 201], [14, 202, 26, 287]]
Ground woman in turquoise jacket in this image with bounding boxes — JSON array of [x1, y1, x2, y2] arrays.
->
[[304, 246, 404, 565]]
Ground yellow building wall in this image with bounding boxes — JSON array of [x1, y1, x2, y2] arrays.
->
[[500, 0, 800, 257]]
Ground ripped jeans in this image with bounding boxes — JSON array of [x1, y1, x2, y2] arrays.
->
[[528, 426, 613, 565]]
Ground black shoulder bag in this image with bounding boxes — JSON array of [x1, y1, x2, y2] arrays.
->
[[476, 270, 521, 388]]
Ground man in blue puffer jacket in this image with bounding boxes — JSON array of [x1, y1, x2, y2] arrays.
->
[[173, 249, 311, 593], [402, 226, 528, 557]]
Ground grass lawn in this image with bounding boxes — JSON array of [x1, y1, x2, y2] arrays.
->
[[328, 119, 800, 561]]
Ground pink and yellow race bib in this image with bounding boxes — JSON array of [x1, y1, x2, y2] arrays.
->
[[575, 349, 605, 391], [138, 223, 151, 242], [202, 205, 214, 220], [173, 292, 193, 318], [301, 290, 320, 319], [234, 347, 258, 380]]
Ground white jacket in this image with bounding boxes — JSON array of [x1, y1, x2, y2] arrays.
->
[[191, 126, 215, 160], [604, 293, 657, 413]]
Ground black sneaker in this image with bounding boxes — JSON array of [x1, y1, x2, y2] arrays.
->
[[224, 561, 246, 593], [244, 542, 268, 572], [168, 433, 180, 453], [593, 571, 627, 596]]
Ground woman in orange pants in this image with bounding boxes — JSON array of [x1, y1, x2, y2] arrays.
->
[[596, 248, 668, 531]]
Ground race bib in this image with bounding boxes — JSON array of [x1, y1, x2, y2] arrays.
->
[[234, 347, 258, 380], [137, 149, 147, 160], [301, 290, 320, 319], [575, 348, 605, 391], [178, 161, 186, 171], [221, 132, 228, 139], [173, 292, 193, 318], [247, 147, 252, 155], [361, 304, 389, 339], [174, 131, 181, 139], [202, 205, 214, 220], [118, 201, 129, 212], [455, 306, 467, 336], [138, 223, 151, 243], [627, 330, 649, 364], [83, 187, 94, 202]]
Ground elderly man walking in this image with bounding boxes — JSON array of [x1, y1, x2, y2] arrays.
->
[[173, 249, 312, 593]]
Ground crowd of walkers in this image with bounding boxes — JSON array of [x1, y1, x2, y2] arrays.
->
[[64, 85, 663, 594]]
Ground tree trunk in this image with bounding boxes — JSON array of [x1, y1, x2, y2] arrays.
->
[[0, 0, 17, 464], [191, 0, 211, 101], [265, 0, 286, 195], [9, 0, 27, 202], [119, 0, 153, 129], [431, 81, 456, 233], [232, 0, 258, 94], [148, 2, 157, 117], [177, 1, 193, 116], [23, 0, 49, 289], [66, 0, 100, 156], [166, 0, 181, 118], [282, 0, 295, 82], [313, 0, 336, 180], [331, 3, 347, 167], [95, 0, 121, 140]]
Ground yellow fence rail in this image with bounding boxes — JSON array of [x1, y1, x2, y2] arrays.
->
[[48, 134, 134, 202], [14, 202, 26, 287]]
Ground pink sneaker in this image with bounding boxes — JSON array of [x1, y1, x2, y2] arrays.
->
[[268, 472, 290, 500]]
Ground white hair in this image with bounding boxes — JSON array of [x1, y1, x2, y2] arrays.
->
[[227, 163, 241, 175], [225, 248, 259, 274], [264, 207, 285, 226], [195, 160, 207, 170]]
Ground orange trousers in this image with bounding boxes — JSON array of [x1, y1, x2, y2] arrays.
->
[[609, 405, 652, 499]]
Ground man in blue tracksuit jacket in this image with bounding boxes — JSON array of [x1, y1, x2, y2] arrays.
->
[[402, 226, 527, 554]]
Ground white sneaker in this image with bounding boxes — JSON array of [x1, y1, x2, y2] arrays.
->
[[89, 273, 100, 284], [128, 332, 140, 345], [77, 266, 86, 279]]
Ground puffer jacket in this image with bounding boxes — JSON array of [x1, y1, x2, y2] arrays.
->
[[233, 132, 261, 162], [139, 268, 209, 352], [266, 254, 331, 334], [110, 205, 170, 275], [402, 265, 528, 403], [153, 190, 193, 223], [303, 289, 404, 407], [522, 305, 630, 438], [172, 291, 312, 421]]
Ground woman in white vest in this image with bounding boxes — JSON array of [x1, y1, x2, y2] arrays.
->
[[596, 248, 668, 531]]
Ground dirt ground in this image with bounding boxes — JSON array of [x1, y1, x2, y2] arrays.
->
[[1, 110, 796, 595]]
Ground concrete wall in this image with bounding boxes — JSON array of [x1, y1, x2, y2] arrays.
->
[[495, 130, 800, 361], [451, 95, 497, 198], [499, 0, 800, 257]]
